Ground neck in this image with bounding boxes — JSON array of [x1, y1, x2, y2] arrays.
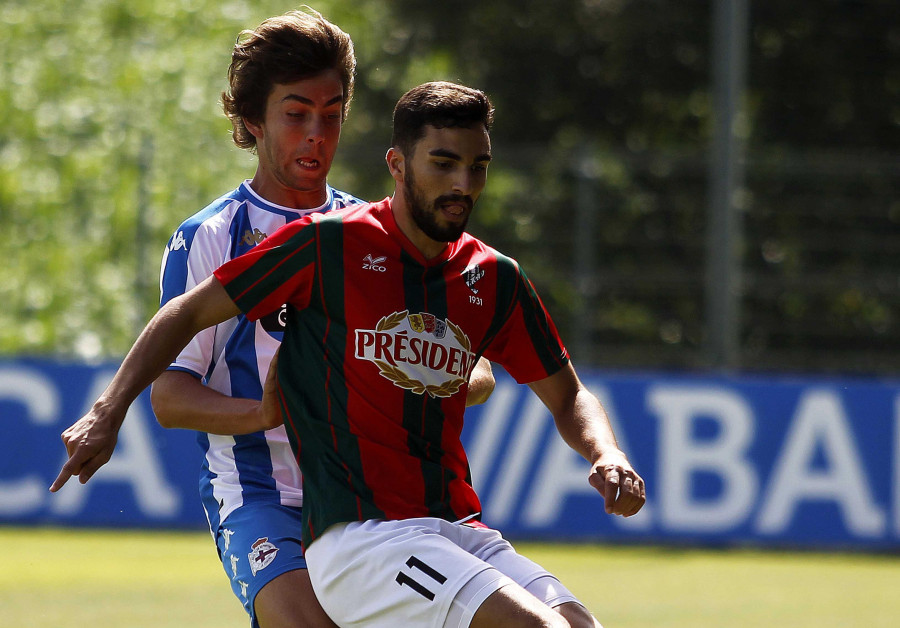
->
[[390, 193, 446, 260], [248, 170, 327, 210]]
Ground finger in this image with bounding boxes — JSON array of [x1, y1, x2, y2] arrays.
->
[[60, 429, 78, 453], [614, 475, 636, 515], [49, 458, 83, 493], [603, 467, 620, 514], [78, 454, 109, 485], [621, 478, 647, 517]]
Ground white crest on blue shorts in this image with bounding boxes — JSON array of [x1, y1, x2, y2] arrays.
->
[[249, 537, 279, 576]]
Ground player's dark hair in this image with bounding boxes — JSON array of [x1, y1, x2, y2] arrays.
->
[[222, 7, 356, 151], [391, 82, 494, 157]]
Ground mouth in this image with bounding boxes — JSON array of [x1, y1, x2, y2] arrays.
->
[[437, 195, 473, 218], [297, 158, 320, 170]]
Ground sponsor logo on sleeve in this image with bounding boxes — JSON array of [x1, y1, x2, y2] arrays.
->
[[170, 231, 187, 252]]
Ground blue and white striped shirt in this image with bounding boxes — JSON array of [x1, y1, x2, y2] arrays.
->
[[159, 180, 364, 533]]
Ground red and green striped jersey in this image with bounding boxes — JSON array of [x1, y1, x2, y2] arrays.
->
[[214, 198, 569, 547]]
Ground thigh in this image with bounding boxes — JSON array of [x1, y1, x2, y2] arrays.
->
[[305, 519, 504, 628], [460, 526, 581, 608], [215, 503, 310, 626], [254, 568, 336, 628]]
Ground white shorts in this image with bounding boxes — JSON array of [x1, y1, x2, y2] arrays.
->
[[305, 517, 581, 628]]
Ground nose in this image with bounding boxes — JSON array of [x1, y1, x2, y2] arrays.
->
[[306, 115, 326, 145], [451, 171, 474, 196]]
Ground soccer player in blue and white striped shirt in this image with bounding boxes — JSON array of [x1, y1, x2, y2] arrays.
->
[[52, 9, 494, 628]]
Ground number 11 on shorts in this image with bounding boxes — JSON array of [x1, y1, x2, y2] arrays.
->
[[395, 555, 447, 601]]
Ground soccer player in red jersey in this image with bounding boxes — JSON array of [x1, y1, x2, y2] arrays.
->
[[53, 81, 645, 628], [49, 11, 493, 628]]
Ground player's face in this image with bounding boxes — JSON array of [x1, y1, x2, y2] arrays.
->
[[246, 70, 344, 208], [398, 125, 491, 251]]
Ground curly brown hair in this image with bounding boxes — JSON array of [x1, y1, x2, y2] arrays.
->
[[222, 7, 356, 151]]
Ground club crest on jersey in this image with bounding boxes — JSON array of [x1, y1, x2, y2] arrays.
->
[[248, 537, 279, 576], [355, 310, 475, 398], [462, 264, 485, 294]]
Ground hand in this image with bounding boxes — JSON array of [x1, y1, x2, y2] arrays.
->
[[49, 406, 122, 492], [256, 349, 284, 431], [589, 454, 646, 518]]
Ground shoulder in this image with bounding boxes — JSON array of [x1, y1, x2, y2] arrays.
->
[[329, 187, 367, 209], [454, 233, 519, 272], [169, 187, 246, 245], [318, 198, 386, 227]]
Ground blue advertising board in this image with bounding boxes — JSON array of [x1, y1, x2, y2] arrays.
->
[[2, 358, 899, 550]]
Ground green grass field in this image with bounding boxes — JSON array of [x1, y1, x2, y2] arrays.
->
[[3, 526, 898, 628]]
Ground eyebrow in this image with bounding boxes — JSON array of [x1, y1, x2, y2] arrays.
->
[[280, 94, 344, 107], [428, 148, 493, 163]]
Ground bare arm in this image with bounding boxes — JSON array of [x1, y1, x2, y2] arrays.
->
[[151, 372, 269, 435], [465, 357, 495, 407], [528, 362, 645, 517], [49, 276, 240, 492], [154, 353, 495, 437]]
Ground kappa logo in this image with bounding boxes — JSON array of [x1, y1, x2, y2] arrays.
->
[[363, 254, 388, 272], [355, 310, 476, 398], [462, 264, 485, 294], [249, 537, 279, 576], [170, 230, 187, 252], [242, 228, 268, 246], [222, 528, 235, 551], [238, 581, 249, 598], [230, 554, 240, 578]]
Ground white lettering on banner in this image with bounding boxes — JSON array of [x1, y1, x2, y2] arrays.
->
[[51, 370, 180, 517], [0, 368, 60, 515], [650, 386, 757, 532], [524, 383, 652, 530], [755, 390, 885, 536], [524, 434, 600, 527], [466, 380, 518, 494], [483, 393, 548, 525]]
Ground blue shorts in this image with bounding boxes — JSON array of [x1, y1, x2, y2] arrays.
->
[[214, 503, 307, 627]]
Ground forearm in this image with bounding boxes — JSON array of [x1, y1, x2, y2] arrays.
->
[[529, 363, 625, 464], [151, 371, 264, 435], [555, 387, 624, 464], [530, 363, 645, 516], [93, 277, 238, 423], [50, 276, 240, 492], [93, 301, 210, 422]]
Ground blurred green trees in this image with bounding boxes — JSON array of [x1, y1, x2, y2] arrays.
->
[[2, 0, 898, 373]]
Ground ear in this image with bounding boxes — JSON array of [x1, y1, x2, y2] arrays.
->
[[386, 147, 405, 183], [243, 116, 264, 141]]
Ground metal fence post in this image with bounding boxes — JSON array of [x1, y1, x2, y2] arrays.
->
[[705, 0, 749, 369]]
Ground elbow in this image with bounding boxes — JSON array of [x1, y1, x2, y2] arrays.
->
[[150, 380, 177, 429], [465, 370, 496, 407]]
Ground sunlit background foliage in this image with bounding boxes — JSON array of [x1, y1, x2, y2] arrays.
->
[[2, 0, 898, 373]]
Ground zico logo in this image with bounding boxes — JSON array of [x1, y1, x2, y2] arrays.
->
[[355, 310, 476, 398]]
